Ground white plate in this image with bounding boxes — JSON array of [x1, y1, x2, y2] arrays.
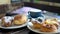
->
[[0, 22, 27, 29], [0, 16, 28, 29], [27, 22, 60, 34]]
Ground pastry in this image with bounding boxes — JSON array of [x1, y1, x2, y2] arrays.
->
[[13, 14, 27, 25], [31, 18, 58, 32], [40, 24, 57, 32], [1, 16, 13, 27], [45, 18, 59, 28], [32, 21, 41, 29]]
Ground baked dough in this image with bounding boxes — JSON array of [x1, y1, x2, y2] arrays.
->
[[13, 14, 27, 25], [32, 18, 58, 32]]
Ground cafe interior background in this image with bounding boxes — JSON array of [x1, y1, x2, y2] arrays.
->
[[0, 0, 60, 34], [0, 0, 60, 17]]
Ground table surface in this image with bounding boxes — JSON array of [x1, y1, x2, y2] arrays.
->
[[0, 7, 60, 34], [0, 27, 60, 34]]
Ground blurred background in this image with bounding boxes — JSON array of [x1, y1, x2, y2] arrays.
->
[[0, 0, 60, 18]]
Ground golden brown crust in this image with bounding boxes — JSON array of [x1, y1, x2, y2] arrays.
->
[[32, 18, 58, 32], [13, 14, 27, 25], [32, 22, 57, 32], [45, 18, 59, 28], [40, 24, 57, 32]]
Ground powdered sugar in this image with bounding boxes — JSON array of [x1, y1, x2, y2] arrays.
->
[[3, 16, 13, 23]]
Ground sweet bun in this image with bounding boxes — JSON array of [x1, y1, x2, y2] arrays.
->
[[32, 18, 58, 32], [32, 21, 57, 32], [1, 16, 12, 27], [13, 14, 27, 25], [45, 18, 59, 28], [40, 24, 57, 32]]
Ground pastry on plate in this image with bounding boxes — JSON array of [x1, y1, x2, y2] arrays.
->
[[1, 16, 13, 27], [45, 18, 59, 28], [31, 18, 59, 32], [40, 24, 57, 32], [13, 14, 27, 25], [32, 21, 42, 29]]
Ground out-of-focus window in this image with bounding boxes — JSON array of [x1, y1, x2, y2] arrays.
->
[[10, 0, 24, 11], [11, 0, 22, 3], [23, 0, 30, 2], [33, 0, 60, 7], [0, 0, 11, 5], [34, 0, 40, 2]]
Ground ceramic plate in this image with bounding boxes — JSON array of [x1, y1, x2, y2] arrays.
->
[[0, 16, 28, 29], [0, 22, 27, 29], [27, 22, 60, 34]]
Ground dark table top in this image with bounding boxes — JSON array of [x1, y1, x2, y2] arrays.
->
[[0, 26, 60, 34], [0, 26, 38, 34]]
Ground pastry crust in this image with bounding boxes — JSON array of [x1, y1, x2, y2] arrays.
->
[[40, 24, 57, 32], [32, 18, 58, 32], [45, 18, 59, 28], [13, 14, 27, 25]]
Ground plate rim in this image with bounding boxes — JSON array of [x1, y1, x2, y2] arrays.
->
[[0, 22, 27, 29]]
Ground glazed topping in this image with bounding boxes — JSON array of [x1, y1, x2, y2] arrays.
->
[[14, 15, 22, 20]]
